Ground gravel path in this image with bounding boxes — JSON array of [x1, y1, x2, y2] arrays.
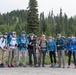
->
[[0, 65, 76, 75]]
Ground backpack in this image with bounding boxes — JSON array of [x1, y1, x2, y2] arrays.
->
[[0, 37, 6, 49], [61, 37, 67, 48], [40, 40, 47, 48]]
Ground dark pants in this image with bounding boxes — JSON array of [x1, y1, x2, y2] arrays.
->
[[28, 49, 37, 65], [68, 51, 76, 66], [49, 51, 56, 64], [38, 50, 46, 66]]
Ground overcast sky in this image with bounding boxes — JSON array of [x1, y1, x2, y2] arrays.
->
[[0, 0, 76, 17]]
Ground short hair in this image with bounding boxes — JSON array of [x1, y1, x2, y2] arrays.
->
[[12, 31, 16, 34]]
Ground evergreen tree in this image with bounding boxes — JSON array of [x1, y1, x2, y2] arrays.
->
[[15, 23, 21, 35], [63, 13, 68, 36], [55, 14, 60, 35], [27, 0, 39, 35], [40, 12, 45, 34], [50, 10, 55, 36], [59, 8, 63, 34]]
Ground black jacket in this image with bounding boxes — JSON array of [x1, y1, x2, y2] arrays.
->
[[28, 39, 36, 49]]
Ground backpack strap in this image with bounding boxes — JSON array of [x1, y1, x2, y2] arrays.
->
[[40, 40, 47, 46], [2, 38, 4, 43]]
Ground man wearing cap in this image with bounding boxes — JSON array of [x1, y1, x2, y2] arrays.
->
[[16, 31, 29, 67], [7, 31, 18, 67], [56, 34, 65, 68], [0, 32, 8, 67]]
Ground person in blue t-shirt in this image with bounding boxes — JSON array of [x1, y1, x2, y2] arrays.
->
[[7, 31, 18, 67]]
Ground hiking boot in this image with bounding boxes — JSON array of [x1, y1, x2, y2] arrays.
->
[[38, 64, 41, 67], [63, 66, 65, 68], [57, 66, 61, 68], [53, 64, 56, 68], [23, 65, 26, 67], [67, 66, 70, 68], [38, 63, 41, 67], [42, 65, 45, 67], [8, 64, 11, 67], [34, 64, 38, 67], [0, 63, 5, 68], [15, 65, 19, 67], [11, 64, 14, 67], [50, 63, 53, 68], [30, 65, 32, 67]]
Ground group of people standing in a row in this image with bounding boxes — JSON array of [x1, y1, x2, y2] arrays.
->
[[37, 34, 76, 68], [0, 31, 76, 68]]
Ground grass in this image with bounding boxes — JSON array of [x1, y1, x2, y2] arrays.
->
[[5, 54, 74, 65]]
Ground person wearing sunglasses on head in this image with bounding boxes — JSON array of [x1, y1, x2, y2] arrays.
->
[[7, 31, 18, 67]]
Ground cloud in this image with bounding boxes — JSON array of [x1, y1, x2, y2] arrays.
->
[[0, 0, 76, 17], [0, 0, 29, 13]]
